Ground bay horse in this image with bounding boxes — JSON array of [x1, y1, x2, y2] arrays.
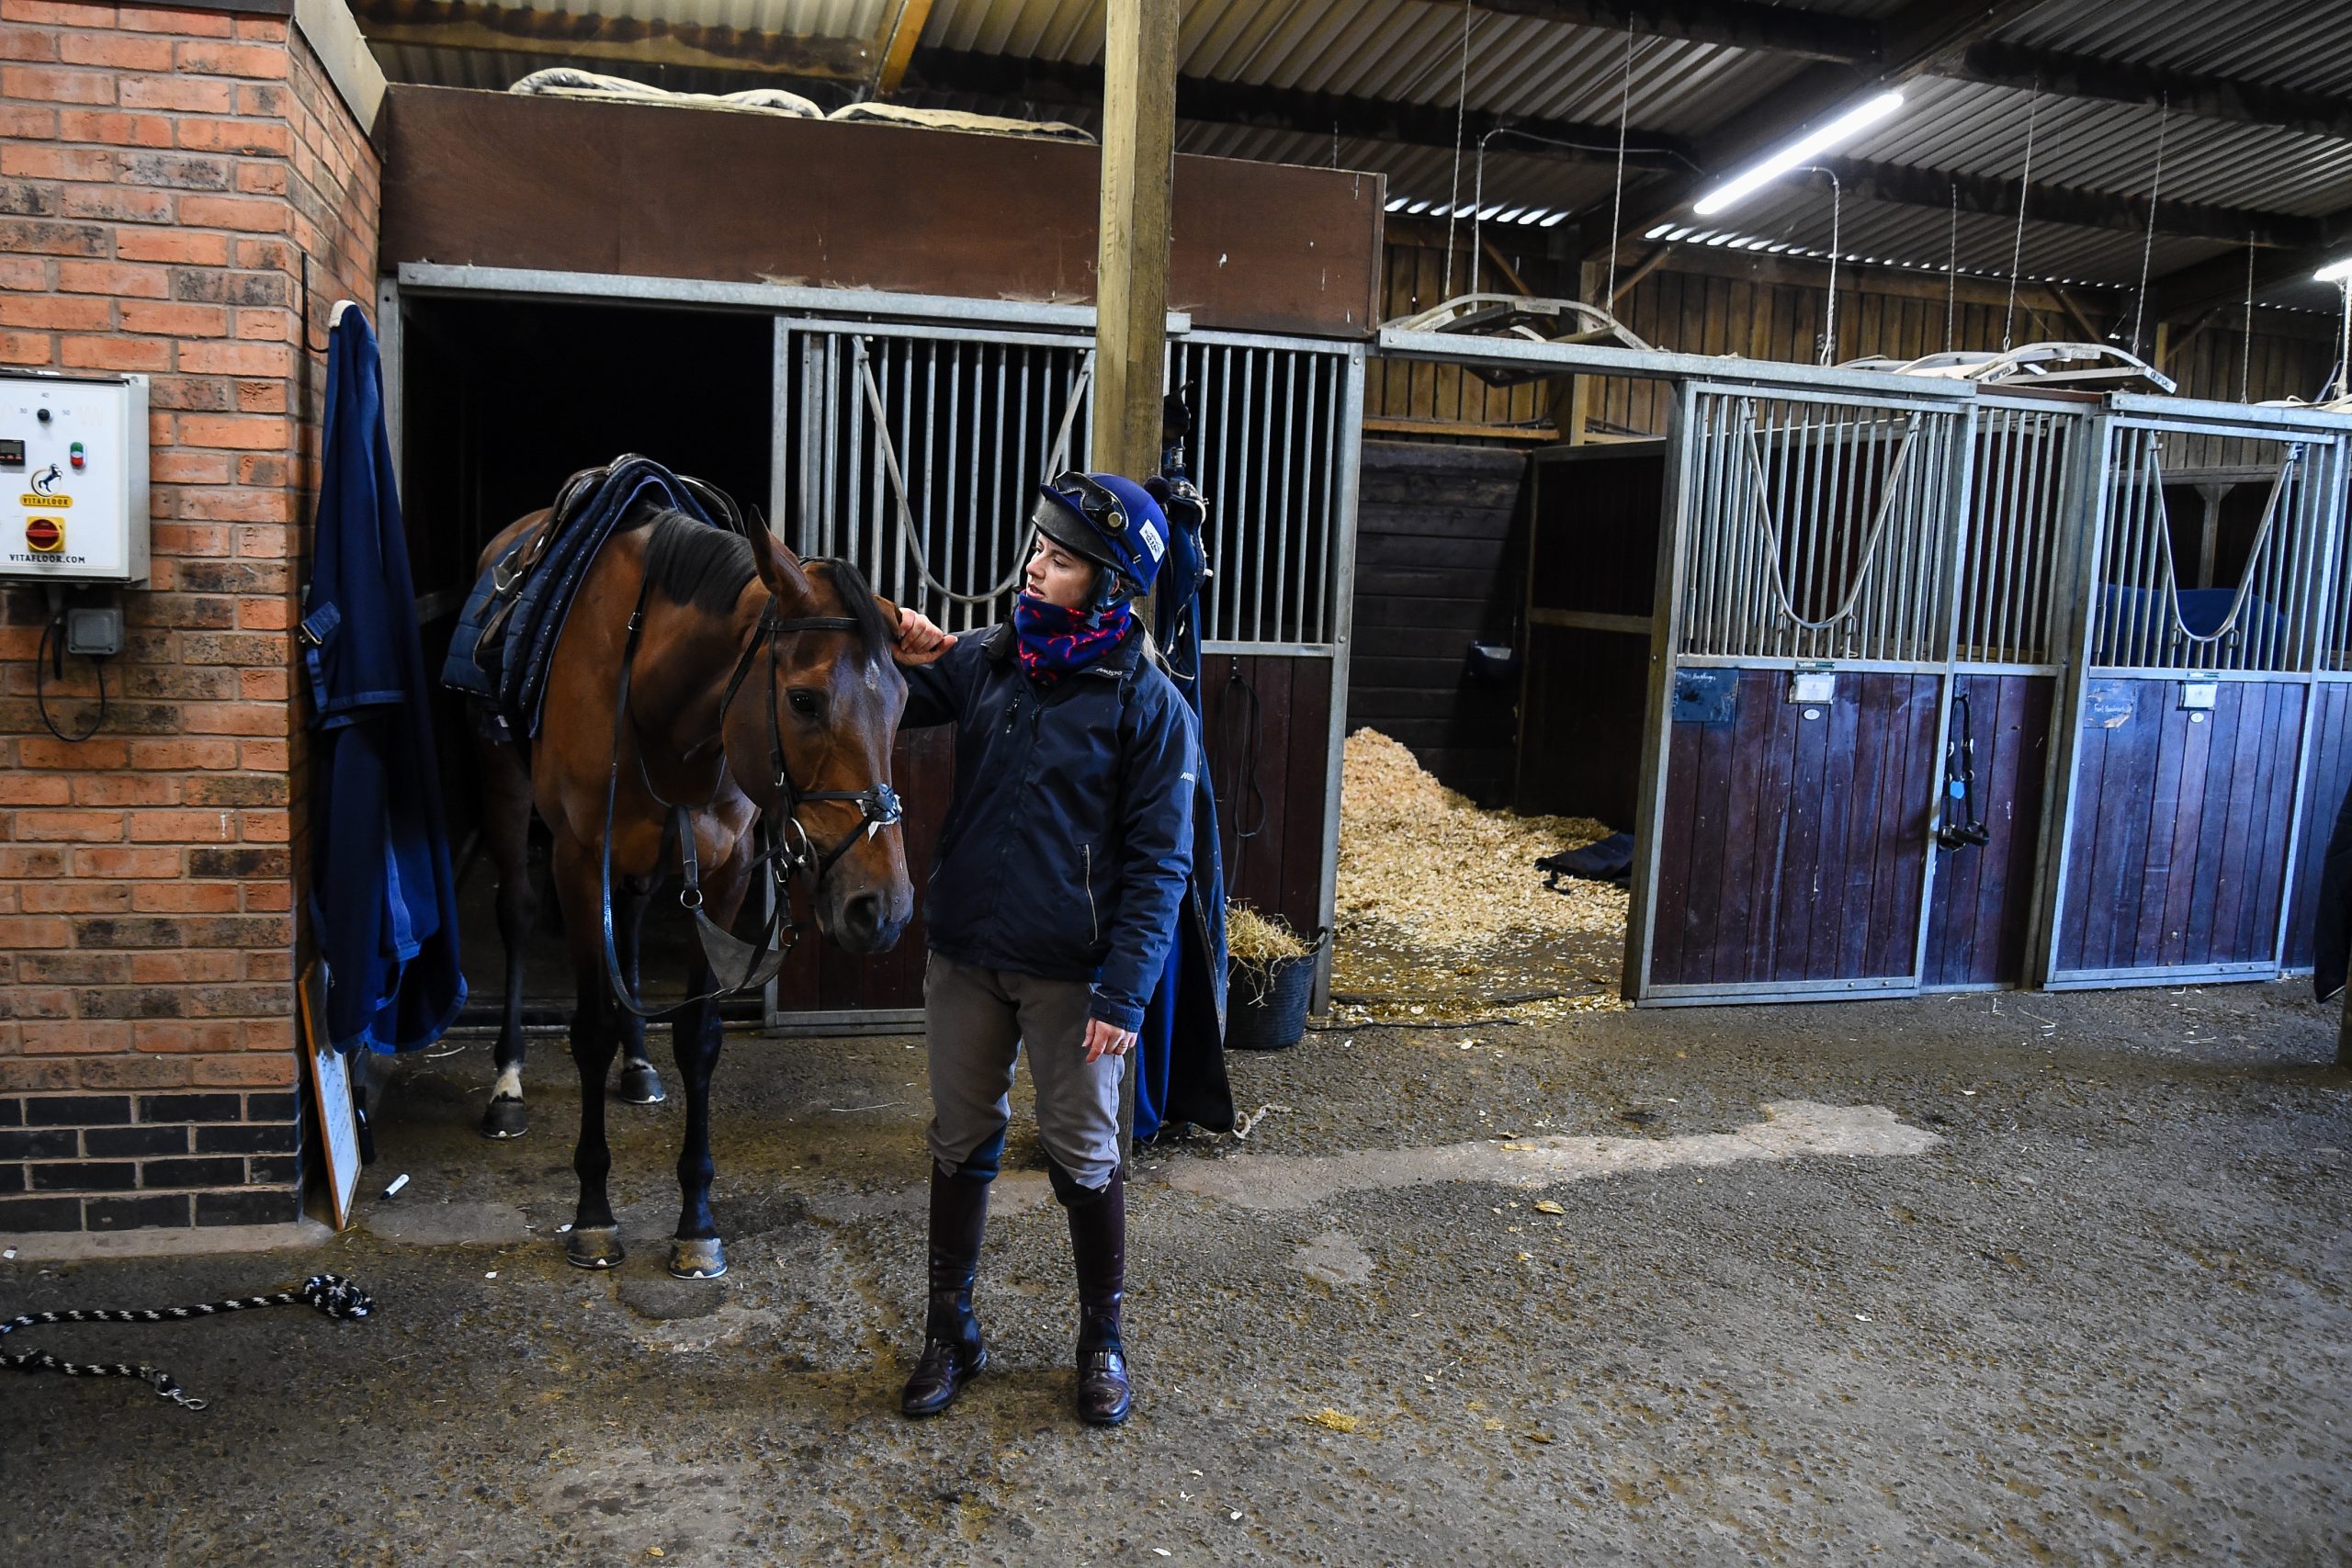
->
[[470, 502, 914, 1278]]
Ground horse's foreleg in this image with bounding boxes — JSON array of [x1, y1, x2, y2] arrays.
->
[[667, 849, 753, 1281], [614, 881, 667, 1106], [554, 836, 627, 1269], [479, 735, 537, 1140]]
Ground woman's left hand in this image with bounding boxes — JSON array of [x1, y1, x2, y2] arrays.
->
[[1082, 1018, 1136, 1063]]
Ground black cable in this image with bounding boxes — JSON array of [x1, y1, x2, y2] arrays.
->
[[1215, 656, 1266, 895], [34, 615, 107, 743]]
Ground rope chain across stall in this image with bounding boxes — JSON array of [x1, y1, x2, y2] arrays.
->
[[1, 1273, 373, 1411]]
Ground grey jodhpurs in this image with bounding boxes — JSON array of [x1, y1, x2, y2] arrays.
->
[[924, 951, 1125, 1191]]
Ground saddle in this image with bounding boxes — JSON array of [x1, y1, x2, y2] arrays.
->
[[440, 454, 743, 745]]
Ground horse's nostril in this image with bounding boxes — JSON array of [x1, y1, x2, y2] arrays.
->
[[843, 890, 885, 941]]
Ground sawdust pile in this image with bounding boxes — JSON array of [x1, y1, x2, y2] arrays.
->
[[1329, 729, 1632, 1023], [1337, 728, 1621, 952]]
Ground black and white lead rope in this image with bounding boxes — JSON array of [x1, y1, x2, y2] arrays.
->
[[1, 1272, 373, 1411]]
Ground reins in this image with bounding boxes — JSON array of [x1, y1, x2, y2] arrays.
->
[[600, 565, 902, 1021]]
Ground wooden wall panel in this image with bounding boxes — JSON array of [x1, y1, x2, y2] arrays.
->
[[1650, 670, 1939, 989], [2055, 678, 2305, 974], [1516, 625, 1651, 828], [1201, 654, 1332, 937], [1528, 446, 1662, 617], [379, 85, 1383, 339], [2285, 682, 2352, 970], [1924, 674, 2056, 987], [1347, 440, 1525, 805]]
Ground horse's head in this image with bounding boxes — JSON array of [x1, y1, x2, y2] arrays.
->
[[730, 529, 913, 955]]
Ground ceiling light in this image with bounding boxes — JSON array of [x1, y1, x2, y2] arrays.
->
[[2316, 257, 2352, 283], [1692, 91, 1905, 216], [1385, 197, 1409, 212], [1645, 222, 1673, 240]]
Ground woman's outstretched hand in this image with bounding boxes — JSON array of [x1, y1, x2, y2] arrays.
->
[[1083, 1018, 1137, 1063], [895, 607, 956, 665]]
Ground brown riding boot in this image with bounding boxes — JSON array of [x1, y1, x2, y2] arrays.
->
[[899, 1167, 990, 1417], [1066, 1163, 1132, 1427]]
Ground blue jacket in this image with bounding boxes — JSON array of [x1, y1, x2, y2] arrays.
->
[[902, 623, 1198, 1032], [299, 308, 467, 1053]]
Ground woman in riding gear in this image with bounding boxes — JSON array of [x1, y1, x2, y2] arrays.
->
[[889, 470, 1197, 1427]]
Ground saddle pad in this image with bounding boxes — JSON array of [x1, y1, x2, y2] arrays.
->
[[438, 455, 732, 743]]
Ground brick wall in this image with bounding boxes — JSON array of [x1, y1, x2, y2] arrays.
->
[[0, 0, 379, 1233]]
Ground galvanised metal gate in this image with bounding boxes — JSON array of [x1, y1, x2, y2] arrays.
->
[[2042, 399, 2352, 988], [1627, 378, 1976, 1003]]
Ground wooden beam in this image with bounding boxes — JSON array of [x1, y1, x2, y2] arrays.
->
[[1094, 0, 1177, 483], [1435, 0, 1877, 65], [347, 0, 871, 79], [1611, 0, 2053, 244], [2048, 285, 2110, 344], [1809, 159, 2318, 250], [872, 0, 935, 96], [906, 48, 1691, 171], [1957, 42, 2352, 143], [2154, 207, 2352, 321]]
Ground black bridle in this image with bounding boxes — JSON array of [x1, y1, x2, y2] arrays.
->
[[600, 568, 903, 1020]]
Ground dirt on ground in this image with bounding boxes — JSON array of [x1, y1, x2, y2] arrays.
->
[[6, 971, 2348, 1565]]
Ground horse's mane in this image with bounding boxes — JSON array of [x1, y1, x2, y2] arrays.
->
[[640, 510, 895, 661]]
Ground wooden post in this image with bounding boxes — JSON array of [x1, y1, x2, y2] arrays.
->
[[1094, 0, 1177, 482]]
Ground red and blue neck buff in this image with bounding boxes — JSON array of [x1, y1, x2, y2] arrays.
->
[[1013, 592, 1133, 689]]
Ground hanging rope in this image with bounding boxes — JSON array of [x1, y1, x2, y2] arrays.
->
[[852, 338, 1091, 607], [2135, 436, 2305, 653], [1602, 18, 1635, 308], [2335, 281, 2352, 402], [1738, 404, 1925, 633], [2129, 95, 2170, 361], [2240, 235, 2256, 403], [2, 1273, 372, 1412], [1816, 167, 1844, 367], [1945, 180, 1960, 352], [2003, 87, 2040, 353], [1441, 0, 1475, 300]]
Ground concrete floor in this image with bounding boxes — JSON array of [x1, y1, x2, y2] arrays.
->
[[5, 980, 2348, 1564]]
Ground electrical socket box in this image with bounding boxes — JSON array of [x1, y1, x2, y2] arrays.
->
[[1, 369, 149, 585]]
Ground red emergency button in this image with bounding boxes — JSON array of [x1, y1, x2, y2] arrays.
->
[[25, 516, 62, 553]]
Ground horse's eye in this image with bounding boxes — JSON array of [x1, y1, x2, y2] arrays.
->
[[787, 689, 822, 720]]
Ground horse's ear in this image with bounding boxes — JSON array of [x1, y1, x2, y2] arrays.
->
[[871, 592, 902, 630], [749, 525, 817, 612]]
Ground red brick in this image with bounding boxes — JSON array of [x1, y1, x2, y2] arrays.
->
[[127, 738, 236, 771], [239, 809, 289, 843], [130, 950, 242, 984], [0, 254, 46, 289], [0, 64, 115, 105], [233, 161, 285, 197], [0, 846, 66, 877], [70, 845, 180, 877], [0, 218, 107, 255], [177, 193, 283, 232], [175, 118, 286, 157], [177, 412, 286, 450], [0, 292, 109, 331], [60, 334, 168, 371], [241, 880, 290, 913], [231, 452, 287, 486], [232, 524, 289, 557], [151, 448, 232, 484], [19, 881, 130, 913], [175, 39, 285, 79], [0, 24, 55, 61], [0, 143, 113, 180], [232, 377, 284, 412], [235, 595, 290, 631], [239, 739, 287, 772], [133, 1020, 241, 1053], [4, 987, 71, 1018], [20, 1021, 131, 1055], [19, 736, 125, 769], [126, 809, 236, 842], [0, 773, 70, 806], [0, 916, 71, 948], [243, 950, 292, 982], [55, 107, 173, 148], [0, 332, 55, 365], [77, 1055, 192, 1089], [235, 15, 286, 42], [231, 305, 288, 340], [56, 257, 167, 299], [129, 882, 241, 913], [56, 183, 173, 223], [57, 29, 172, 71], [120, 299, 228, 337], [14, 811, 121, 842], [0, 1058, 78, 1092], [118, 73, 232, 114], [116, 4, 228, 35], [2, 3, 121, 26], [0, 103, 54, 139], [194, 1053, 294, 1087], [114, 225, 228, 265], [151, 522, 231, 556], [71, 773, 180, 807]]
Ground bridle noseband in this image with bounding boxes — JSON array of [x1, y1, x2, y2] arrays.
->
[[602, 570, 902, 1020]]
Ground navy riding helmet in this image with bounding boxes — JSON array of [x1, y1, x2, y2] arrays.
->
[[1030, 470, 1170, 615]]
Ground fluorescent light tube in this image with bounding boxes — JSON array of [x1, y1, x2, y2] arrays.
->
[[1692, 91, 1905, 216], [2316, 257, 2352, 283]]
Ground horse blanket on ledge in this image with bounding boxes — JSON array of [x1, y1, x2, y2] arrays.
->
[[440, 454, 736, 742]]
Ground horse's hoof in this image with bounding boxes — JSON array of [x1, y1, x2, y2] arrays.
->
[[565, 1226, 626, 1269], [480, 1097, 528, 1140], [668, 1237, 728, 1280], [616, 1062, 667, 1105]]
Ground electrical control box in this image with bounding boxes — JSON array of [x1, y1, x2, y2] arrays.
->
[[1, 369, 150, 586]]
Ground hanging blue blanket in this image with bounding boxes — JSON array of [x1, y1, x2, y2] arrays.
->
[[440, 455, 732, 742], [2093, 585, 2285, 669]]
